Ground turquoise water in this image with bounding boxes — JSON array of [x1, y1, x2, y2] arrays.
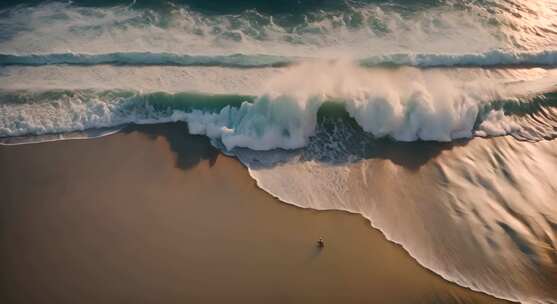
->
[[1, 0, 557, 303]]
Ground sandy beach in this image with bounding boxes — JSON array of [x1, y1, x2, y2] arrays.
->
[[0, 123, 514, 304]]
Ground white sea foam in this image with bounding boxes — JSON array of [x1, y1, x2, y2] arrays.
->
[[3, 49, 557, 68], [236, 136, 557, 303], [1, 62, 556, 144], [184, 62, 557, 148], [1, 0, 555, 57], [0, 65, 274, 94], [1, 1, 557, 302]]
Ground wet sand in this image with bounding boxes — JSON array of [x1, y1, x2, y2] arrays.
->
[[0, 123, 514, 304]]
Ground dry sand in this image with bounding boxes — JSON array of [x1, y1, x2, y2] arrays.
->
[[0, 123, 514, 304]]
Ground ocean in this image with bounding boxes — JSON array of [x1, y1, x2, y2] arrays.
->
[[1, 0, 556, 303]]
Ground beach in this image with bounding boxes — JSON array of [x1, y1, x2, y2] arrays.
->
[[0, 123, 513, 304]]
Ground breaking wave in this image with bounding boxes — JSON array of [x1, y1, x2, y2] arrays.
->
[[0, 52, 295, 68], [2, 0, 557, 303], [2, 62, 557, 146], [1, 88, 556, 146]]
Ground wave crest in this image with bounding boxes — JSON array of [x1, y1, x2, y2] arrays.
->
[[3, 50, 557, 68]]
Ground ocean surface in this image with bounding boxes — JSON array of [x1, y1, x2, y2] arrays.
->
[[1, 0, 557, 302]]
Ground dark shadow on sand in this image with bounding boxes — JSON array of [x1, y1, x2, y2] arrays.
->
[[124, 122, 471, 173], [348, 139, 469, 171], [123, 122, 220, 170], [305, 246, 324, 263]]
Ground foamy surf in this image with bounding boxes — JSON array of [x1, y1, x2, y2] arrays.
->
[[235, 136, 557, 304], [3, 49, 557, 68], [2, 0, 557, 303], [1, 62, 556, 144]]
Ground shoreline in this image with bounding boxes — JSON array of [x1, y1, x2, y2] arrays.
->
[[0, 123, 514, 304]]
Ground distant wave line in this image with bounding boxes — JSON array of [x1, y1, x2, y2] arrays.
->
[[2, 50, 557, 68]]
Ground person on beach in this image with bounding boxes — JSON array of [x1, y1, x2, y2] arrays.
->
[[317, 238, 325, 248]]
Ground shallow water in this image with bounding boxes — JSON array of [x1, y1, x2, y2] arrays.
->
[[1, 0, 556, 302]]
